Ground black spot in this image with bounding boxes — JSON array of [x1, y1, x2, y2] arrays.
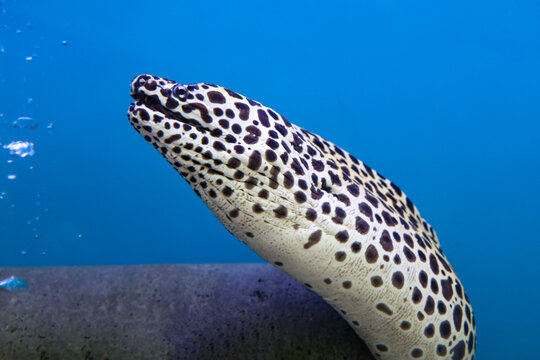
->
[[257, 109, 270, 127], [306, 208, 317, 221], [213, 141, 226, 151], [411, 348, 423, 358], [453, 305, 463, 332], [328, 171, 342, 186], [222, 186, 234, 197], [231, 123, 242, 134], [358, 202, 373, 220], [336, 194, 350, 206], [245, 176, 257, 189], [431, 278, 439, 294], [455, 281, 464, 299], [311, 159, 324, 171], [412, 287, 423, 304], [371, 276, 383, 287], [291, 158, 305, 175], [376, 303, 393, 316], [294, 191, 307, 203], [400, 321, 411, 330], [227, 157, 241, 168], [335, 251, 346, 262], [342, 281, 352, 289], [403, 246, 416, 262], [429, 254, 440, 275], [283, 171, 294, 189], [322, 202, 331, 214], [266, 138, 279, 150], [333, 207, 345, 219], [365, 245, 378, 263], [233, 145, 244, 155], [390, 182, 402, 196], [229, 209, 239, 218], [265, 149, 277, 162], [258, 189, 269, 199], [208, 91, 226, 104], [391, 271, 404, 289], [273, 205, 287, 218], [275, 123, 288, 136], [224, 88, 242, 99], [346, 183, 360, 197], [437, 300, 447, 315], [436, 344, 447, 357], [248, 150, 262, 170], [382, 210, 398, 226], [305, 230, 322, 249], [164, 134, 181, 144], [450, 340, 466, 360], [252, 204, 264, 213], [335, 230, 349, 243], [375, 344, 388, 352], [166, 97, 179, 109], [214, 108, 224, 117], [355, 216, 370, 235], [441, 277, 454, 301], [440, 320, 451, 339], [418, 270, 428, 288], [365, 193, 379, 208], [379, 230, 393, 252], [234, 102, 250, 120], [424, 296, 435, 315], [403, 234, 414, 248], [468, 331, 475, 354], [244, 133, 259, 144], [437, 253, 452, 272], [280, 152, 289, 165]]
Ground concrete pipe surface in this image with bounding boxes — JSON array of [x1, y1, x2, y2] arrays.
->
[[0, 264, 375, 360]]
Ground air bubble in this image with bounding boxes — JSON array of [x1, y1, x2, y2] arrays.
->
[[4, 141, 35, 157], [13, 116, 38, 129]]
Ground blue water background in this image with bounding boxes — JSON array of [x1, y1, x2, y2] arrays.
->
[[1, 1, 539, 358]]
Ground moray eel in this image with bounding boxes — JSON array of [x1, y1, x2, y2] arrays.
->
[[128, 74, 476, 360]]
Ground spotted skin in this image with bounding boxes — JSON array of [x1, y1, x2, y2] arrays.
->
[[128, 74, 476, 360]]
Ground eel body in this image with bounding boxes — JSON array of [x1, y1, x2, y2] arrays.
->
[[127, 74, 476, 360]]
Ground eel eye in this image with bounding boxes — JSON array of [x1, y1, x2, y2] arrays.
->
[[173, 85, 188, 101]]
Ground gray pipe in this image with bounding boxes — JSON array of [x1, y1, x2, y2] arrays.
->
[[0, 264, 375, 360]]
